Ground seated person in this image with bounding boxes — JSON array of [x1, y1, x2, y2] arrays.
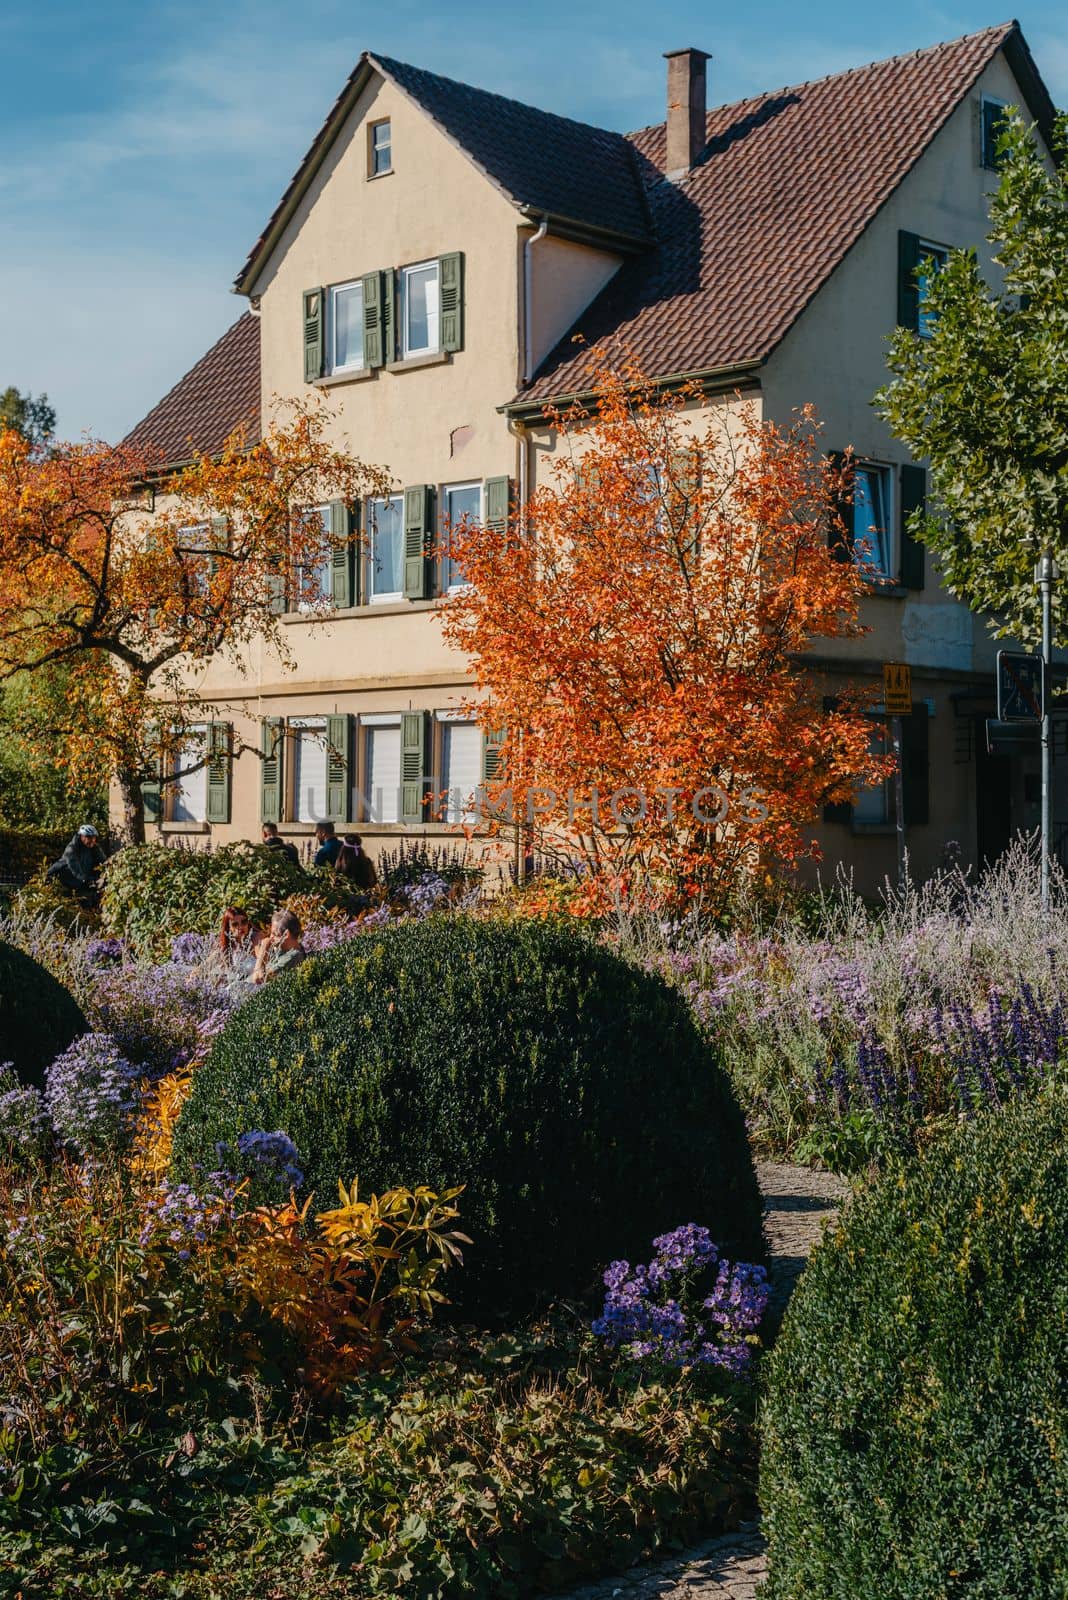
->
[[251, 909, 307, 984], [313, 821, 341, 868], [261, 821, 301, 868], [218, 905, 265, 975], [337, 834, 379, 890], [46, 824, 107, 907]]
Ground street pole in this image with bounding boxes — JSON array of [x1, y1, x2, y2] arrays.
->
[[1036, 550, 1058, 911], [892, 717, 906, 890]]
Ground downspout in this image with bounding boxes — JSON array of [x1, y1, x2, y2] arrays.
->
[[523, 214, 550, 385]]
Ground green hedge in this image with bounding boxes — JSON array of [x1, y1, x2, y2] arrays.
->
[[100, 841, 363, 954], [174, 917, 763, 1318], [0, 939, 87, 1090], [761, 1089, 1068, 1600]]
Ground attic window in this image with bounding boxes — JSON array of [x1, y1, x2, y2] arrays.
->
[[369, 119, 392, 177], [980, 95, 1008, 170]]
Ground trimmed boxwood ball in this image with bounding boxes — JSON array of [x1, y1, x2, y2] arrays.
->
[[0, 939, 87, 1090], [174, 917, 763, 1318], [761, 1089, 1068, 1600]]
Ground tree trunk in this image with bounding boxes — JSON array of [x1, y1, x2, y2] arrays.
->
[[118, 772, 146, 846]]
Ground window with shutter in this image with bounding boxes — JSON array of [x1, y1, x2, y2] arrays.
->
[[899, 465, 926, 590], [325, 713, 351, 823], [400, 711, 429, 823], [206, 721, 232, 824], [441, 483, 480, 590], [261, 717, 284, 823], [404, 485, 432, 600], [363, 719, 402, 823], [361, 271, 383, 369], [980, 95, 1008, 170], [303, 288, 324, 382], [439, 252, 464, 352], [897, 232, 922, 331]]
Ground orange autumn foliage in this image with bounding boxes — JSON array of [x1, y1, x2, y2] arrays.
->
[[0, 399, 389, 840], [441, 365, 892, 910]]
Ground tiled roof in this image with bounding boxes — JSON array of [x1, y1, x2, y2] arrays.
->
[[371, 54, 651, 246], [123, 313, 260, 468], [516, 22, 1039, 407]]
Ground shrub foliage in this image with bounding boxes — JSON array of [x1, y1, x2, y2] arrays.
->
[[0, 937, 86, 1089], [761, 1089, 1068, 1599], [175, 917, 763, 1317]]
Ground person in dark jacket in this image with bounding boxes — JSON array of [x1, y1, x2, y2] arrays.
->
[[338, 835, 378, 891], [313, 820, 341, 868], [46, 824, 107, 906], [261, 822, 301, 868]]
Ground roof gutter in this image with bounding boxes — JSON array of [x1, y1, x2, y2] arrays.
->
[[517, 204, 651, 257], [501, 359, 764, 421]]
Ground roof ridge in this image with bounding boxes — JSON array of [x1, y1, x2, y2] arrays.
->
[[623, 20, 1016, 141], [368, 50, 630, 147]]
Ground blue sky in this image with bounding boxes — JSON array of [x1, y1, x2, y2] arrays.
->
[[2, 1, 1065, 442]]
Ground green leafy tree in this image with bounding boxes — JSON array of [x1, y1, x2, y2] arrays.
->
[[0, 388, 56, 451], [877, 111, 1068, 645]]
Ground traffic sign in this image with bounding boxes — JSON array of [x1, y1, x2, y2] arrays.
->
[[883, 662, 912, 716], [997, 650, 1043, 722]]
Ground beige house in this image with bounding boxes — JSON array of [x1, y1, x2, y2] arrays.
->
[[124, 21, 1059, 887]]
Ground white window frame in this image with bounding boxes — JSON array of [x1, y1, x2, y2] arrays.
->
[[294, 503, 332, 612], [290, 717, 328, 824], [916, 239, 949, 339], [399, 259, 440, 359], [326, 279, 364, 375], [367, 494, 404, 603], [435, 710, 480, 824], [369, 118, 392, 177], [171, 724, 209, 823], [440, 481, 481, 592], [853, 461, 894, 583], [360, 714, 402, 824]]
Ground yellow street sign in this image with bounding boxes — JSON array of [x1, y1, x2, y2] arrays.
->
[[883, 661, 912, 716]]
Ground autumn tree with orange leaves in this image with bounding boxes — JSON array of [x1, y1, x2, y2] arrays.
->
[[0, 401, 388, 842], [441, 367, 889, 910]]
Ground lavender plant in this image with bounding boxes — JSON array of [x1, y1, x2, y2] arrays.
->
[[45, 1032, 140, 1156], [592, 1224, 769, 1377], [0, 1066, 48, 1163]]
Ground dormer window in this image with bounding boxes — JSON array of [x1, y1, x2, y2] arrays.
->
[[327, 280, 364, 373], [369, 119, 392, 177]]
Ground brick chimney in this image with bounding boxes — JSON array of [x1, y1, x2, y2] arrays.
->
[[664, 48, 710, 177]]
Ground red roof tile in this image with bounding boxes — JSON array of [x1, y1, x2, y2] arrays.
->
[[123, 313, 260, 468], [516, 22, 1051, 407]]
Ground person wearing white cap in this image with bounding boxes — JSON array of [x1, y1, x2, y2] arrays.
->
[[46, 824, 107, 907]]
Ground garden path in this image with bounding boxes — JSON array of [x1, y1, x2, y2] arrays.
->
[[556, 1161, 847, 1600]]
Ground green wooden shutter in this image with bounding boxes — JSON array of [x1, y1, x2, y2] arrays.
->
[[404, 485, 432, 599], [899, 464, 926, 591], [261, 717, 284, 823], [827, 451, 854, 564], [325, 713, 351, 823], [902, 702, 930, 826], [897, 232, 922, 331], [483, 477, 511, 536], [142, 738, 163, 825], [208, 514, 228, 580], [206, 721, 232, 824], [481, 725, 506, 782], [439, 252, 464, 352], [400, 711, 429, 823], [329, 501, 355, 608], [303, 288, 324, 382], [362, 271, 383, 368], [383, 271, 395, 364]]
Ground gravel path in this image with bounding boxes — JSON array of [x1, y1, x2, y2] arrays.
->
[[555, 1162, 847, 1600]]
